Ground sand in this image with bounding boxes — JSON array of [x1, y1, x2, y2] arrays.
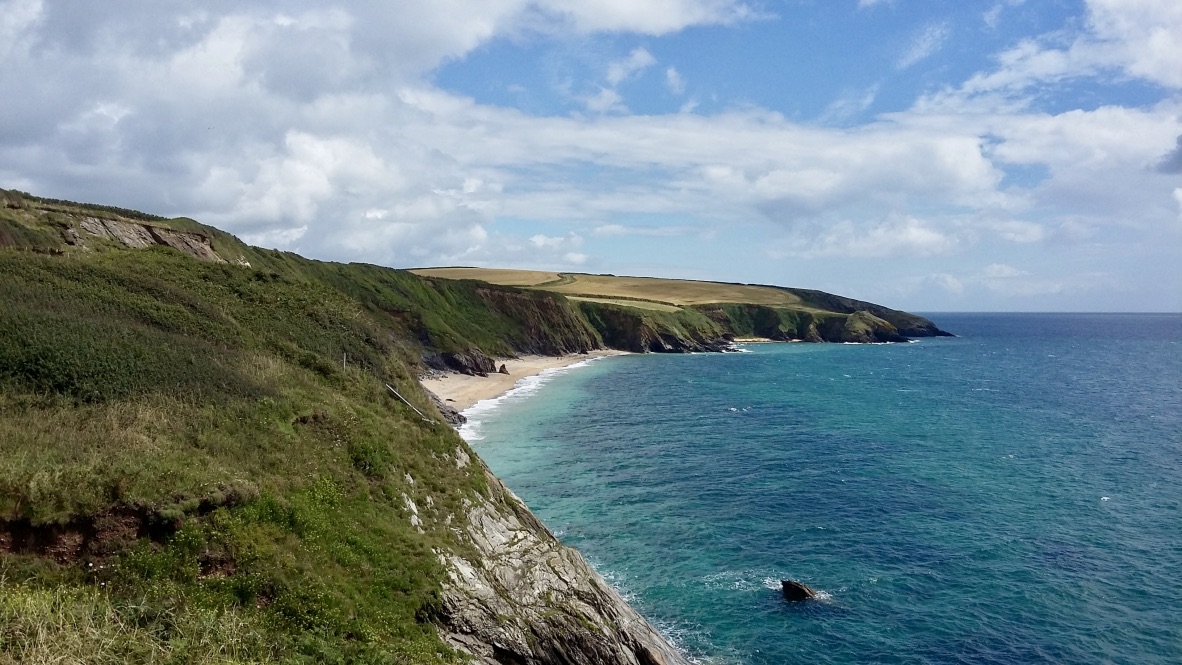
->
[[420, 350, 630, 412]]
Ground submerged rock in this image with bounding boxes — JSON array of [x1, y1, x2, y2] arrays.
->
[[781, 579, 818, 602]]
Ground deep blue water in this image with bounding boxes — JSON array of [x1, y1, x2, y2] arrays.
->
[[463, 313, 1182, 664]]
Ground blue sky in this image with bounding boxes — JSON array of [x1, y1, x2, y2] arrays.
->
[[1, 1, 1180, 311]]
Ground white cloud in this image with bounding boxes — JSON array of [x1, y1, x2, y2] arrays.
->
[[0, 0, 1178, 299], [583, 87, 626, 113], [820, 84, 879, 124], [1174, 188, 1182, 221], [948, 0, 1182, 97], [931, 273, 965, 294], [534, 0, 756, 34], [606, 47, 657, 86], [594, 224, 685, 237], [773, 216, 960, 259], [984, 0, 1027, 30], [981, 263, 1026, 278], [665, 67, 686, 95], [241, 224, 308, 249], [1086, 0, 1182, 88], [0, 0, 43, 65], [898, 21, 951, 70]]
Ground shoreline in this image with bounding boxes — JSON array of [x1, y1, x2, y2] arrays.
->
[[420, 350, 630, 412]]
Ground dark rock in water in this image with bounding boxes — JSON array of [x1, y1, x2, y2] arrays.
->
[[498, 363, 509, 374], [781, 579, 818, 602]]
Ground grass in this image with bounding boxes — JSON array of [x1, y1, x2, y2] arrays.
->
[[410, 268, 809, 308], [0, 248, 484, 660], [0, 188, 944, 661], [0, 197, 592, 661]]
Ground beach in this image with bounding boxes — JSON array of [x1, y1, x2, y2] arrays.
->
[[420, 350, 629, 411]]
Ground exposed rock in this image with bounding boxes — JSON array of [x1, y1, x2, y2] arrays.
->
[[426, 388, 467, 426], [424, 350, 499, 377], [781, 579, 818, 602], [440, 467, 690, 665], [146, 226, 223, 262], [60, 226, 83, 246], [498, 364, 509, 375], [76, 216, 225, 263], [803, 321, 823, 343]]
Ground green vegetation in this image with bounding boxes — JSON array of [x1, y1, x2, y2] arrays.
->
[[0, 189, 947, 662], [0, 191, 608, 663], [0, 245, 489, 662]]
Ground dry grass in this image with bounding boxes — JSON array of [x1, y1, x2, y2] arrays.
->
[[0, 582, 275, 664], [411, 267, 562, 287], [543, 274, 803, 306], [410, 269, 807, 307], [565, 296, 682, 312]]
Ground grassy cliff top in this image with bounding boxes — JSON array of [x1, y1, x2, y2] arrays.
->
[[411, 267, 811, 309]]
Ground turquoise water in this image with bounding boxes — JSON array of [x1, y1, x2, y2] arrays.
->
[[464, 314, 1182, 664]]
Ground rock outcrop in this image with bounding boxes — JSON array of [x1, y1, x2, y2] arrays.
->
[[425, 388, 467, 426], [424, 349, 500, 377], [440, 467, 689, 665], [832, 310, 908, 343], [76, 217, 224, 262]]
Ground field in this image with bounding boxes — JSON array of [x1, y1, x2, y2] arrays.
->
[[411, 268, 808, 310]]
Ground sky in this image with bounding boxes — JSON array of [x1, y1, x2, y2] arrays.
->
[[1, 1, 1180, 312]]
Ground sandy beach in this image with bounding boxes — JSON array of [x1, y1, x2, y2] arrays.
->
[[420, 350, 630, 412]]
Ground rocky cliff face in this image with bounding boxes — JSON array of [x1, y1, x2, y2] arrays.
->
[[577, 301, 730, 353], [439, 464, 688, 665]]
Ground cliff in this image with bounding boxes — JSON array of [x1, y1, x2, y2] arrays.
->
[[0, 189, 689, 663], [0, 188, 945, 662]]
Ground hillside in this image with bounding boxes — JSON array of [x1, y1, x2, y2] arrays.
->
[[413, 268, 951, 346], [0, 188, 945, 663]]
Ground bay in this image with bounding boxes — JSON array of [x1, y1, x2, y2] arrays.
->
[[467, 313, 1182, 664]]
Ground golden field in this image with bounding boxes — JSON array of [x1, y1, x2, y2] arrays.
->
[[410, 268, 808, 310]]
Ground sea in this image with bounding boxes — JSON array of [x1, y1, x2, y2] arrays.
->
[[460, 313, 1182, 664]]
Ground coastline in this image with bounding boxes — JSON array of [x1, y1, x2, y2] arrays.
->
[[421, 350, 630, 412]]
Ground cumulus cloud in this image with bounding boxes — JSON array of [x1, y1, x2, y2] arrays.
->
[[0, 0, 1178, 294], [948, 0, 1182, 97], [1157, 136, 1182, 174]]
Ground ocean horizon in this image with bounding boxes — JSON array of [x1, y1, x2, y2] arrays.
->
[[462, 312, 1181, 664]]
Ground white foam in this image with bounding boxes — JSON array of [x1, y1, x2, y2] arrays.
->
[[458, 356, 606, 442]]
